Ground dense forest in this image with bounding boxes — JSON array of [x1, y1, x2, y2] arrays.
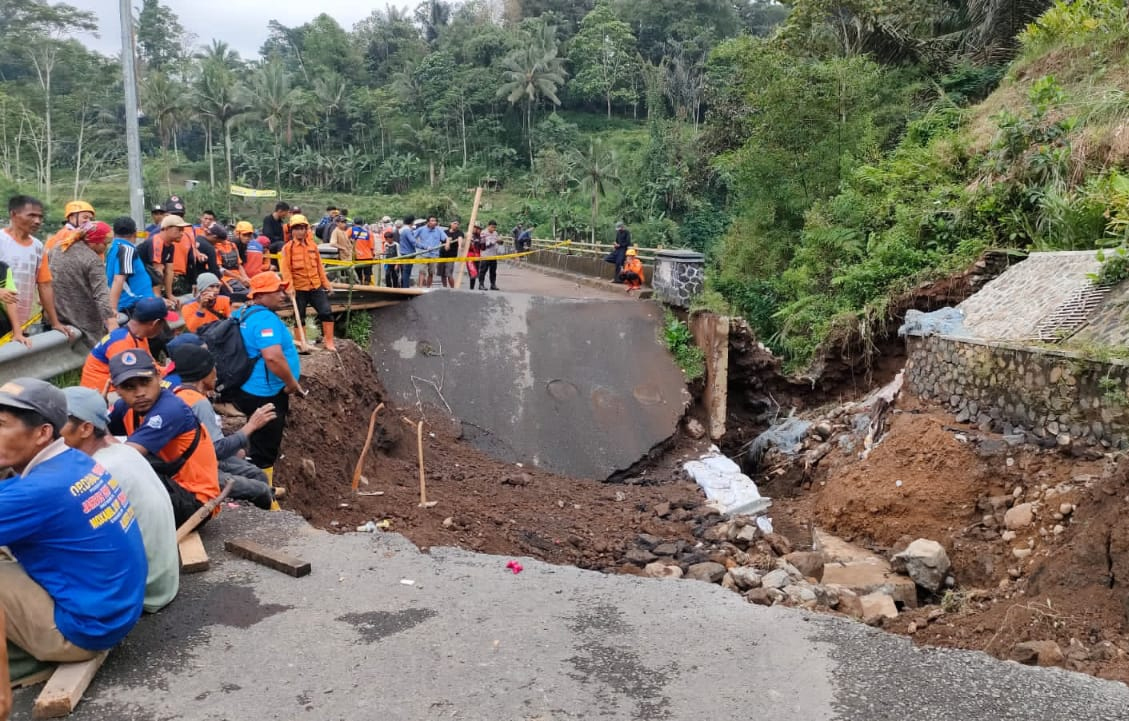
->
[[4, 0, 1129, 369]]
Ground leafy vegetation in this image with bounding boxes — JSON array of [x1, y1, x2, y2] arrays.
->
[[662, 311, 706, 381]]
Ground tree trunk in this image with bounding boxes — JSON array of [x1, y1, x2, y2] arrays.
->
[[607, 93, 612, 119], [429, 158, 435, 187], [526, 101, 534, 170], [206, 123, 216, 187], [224, 121, 234, 218], [460, 107, 468, 168], [73, 102, 85, 199], [591, 186, 598, 244], [274, 139, 282, 200]]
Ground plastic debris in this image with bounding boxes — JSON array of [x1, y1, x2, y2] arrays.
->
[[400, 579, 416, 586], [356, 521, 377, 533], [898, 307, 968, 338], [506, 560, 524, 574]]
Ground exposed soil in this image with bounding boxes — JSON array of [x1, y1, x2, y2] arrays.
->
[[269, 338, 1129, 686], [276, 343, 713, 570]]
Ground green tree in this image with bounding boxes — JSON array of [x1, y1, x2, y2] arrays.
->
[[568, 0, 639, 118], [571, 141, 620, 242], [497, 25, 567, 169], [244, 61, 306, 195], [136, 0, 185, 72], [194, 57, 249, 204]]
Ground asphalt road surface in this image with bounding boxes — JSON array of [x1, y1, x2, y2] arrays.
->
[[10, 508, 1129, 720]]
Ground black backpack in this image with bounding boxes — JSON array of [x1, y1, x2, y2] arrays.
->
[[196, 305, 268, 399]]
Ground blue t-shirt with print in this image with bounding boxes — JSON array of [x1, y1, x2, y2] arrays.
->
[[0, 442, 147, 650], [105, 237, 155, 310], [237, 305, 300, 396]]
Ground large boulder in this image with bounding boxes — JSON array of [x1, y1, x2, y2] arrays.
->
[[892, 539, 951, 593]]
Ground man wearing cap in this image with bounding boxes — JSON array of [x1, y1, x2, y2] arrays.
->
[[0, 378, 147, 674], [180, 273, 231, 332], [80, 297, 176, 391], [280, 214, 336, 353], [107, 349, 220, 527], [202, 223, 250, 299], [169, 343, 279, 510], [231, 272, 305, 473], [0, 195, 71, 338], [106, 216, 158, 314], [144, 205, 166, 237], [45, 200, 96, 252], [350, 218, 375, 285], [47, 219, 118, 345], [611, 221, 631, 283], [315, 205, 339, 243], [61, 386, 179, 614], [136, 214, 189, 306], [163, 196, 215, 297]]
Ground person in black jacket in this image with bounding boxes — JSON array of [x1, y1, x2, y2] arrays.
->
[[612, 221, 631, 283], [261, 202, 290, 254]]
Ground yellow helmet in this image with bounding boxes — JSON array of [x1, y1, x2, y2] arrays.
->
[[626, 248, 638, 256], [235, 221, 254, 235], [64, 200, 95, 218], [289, 214, 310, 228]]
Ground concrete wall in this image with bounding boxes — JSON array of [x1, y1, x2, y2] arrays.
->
[[905, 335, 1129, 448], [524, 251, 653, 285]]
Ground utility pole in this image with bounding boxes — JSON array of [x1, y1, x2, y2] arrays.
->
[[119, 0, 144, 224]]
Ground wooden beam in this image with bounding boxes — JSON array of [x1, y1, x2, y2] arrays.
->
[[329, 283, 426, 296], [224, 538, 311, 578], [1, 607, 9, 721], [453, 187, 483, 290], [11, 668, 55, 691], [178, 532, 209, 574], [31, 652, 108, 719]]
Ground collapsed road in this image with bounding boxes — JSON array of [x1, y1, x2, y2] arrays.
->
[[10, 508, 1129, 721]]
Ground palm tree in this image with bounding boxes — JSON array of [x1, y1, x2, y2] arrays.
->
[[496, 26, 567, 169], [572, 141, 620, 243], [195, 39, 241, 70], [195, 59, 250, 212], [243, 62, 305, 196], [312, 72, 347, 152]]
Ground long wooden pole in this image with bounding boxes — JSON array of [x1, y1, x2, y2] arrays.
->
[[1, 607, 10, 721], [288, 292, 310, 352], [351, 403, 384, 492], [401, 417, 429, 506], [453, 186, 483, 290], [175, 481, 234, 543]]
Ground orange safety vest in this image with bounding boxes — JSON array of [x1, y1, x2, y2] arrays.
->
[[281, 238, 330, 291]]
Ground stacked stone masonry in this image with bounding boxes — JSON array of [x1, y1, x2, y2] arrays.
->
[[906, 334, 1129, 449], [653, 251, 706, 309]]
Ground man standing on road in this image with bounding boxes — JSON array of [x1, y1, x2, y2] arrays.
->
[[0, 378, 147, 676], [0, 195, 71, 341], [479, 220, 502, 291], [437, 219, 463, 289], [414, 216, 447, 289], [351, 218, 375, 285], [262, 202, 290, 255], [47, 219, 118, 346], [230, 272, 306, 476], [398, 216, 417, 289], [280, 214, 336, 352], [108, 349, 220, 527], [106, 216, 157, 315], [612, 221, 631, 283], [61, 386, 179, 614]]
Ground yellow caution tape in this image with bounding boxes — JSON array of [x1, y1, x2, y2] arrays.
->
[[269, 240, 573, 268], [0, 312, 44, 346]]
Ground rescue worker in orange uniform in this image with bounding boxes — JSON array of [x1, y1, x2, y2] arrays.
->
[[45, 201, 96, 251], [180, 273, 231, 332], [351, 218, 375, 285], [620, 248, 644, 293], [279, 214, 335, 352], [206, 224, 251, 300]]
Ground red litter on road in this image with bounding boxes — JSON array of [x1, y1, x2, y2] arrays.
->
[[506, 560, 523, 574]]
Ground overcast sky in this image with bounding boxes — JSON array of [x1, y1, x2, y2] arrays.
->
[[71, 0, 398, 59]]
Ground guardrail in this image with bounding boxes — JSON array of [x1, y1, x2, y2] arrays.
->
[[524, 238, 659, 283], [529, 238, 660, 262], [0, 327, 88, 385]]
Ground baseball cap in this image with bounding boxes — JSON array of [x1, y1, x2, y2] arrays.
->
[[206, 222, 228, 240], [248, 272, 289, 298], [160, 214, 191, 230], [169, 344, 215, 383], [63, 386, 110, 432], [0, 378, 67, 431], [167, 332, 203, 351], [151, 205, 165, 214], [109, 349, 159, 387], [133, 296, 179, 323], [163, 195, 186, 215], [195, 272, 221, 291]]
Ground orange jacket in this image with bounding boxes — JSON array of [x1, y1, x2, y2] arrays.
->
[[281, 237, 330, 291], [623, 257, 644, 281], [122, 390, 220, 505], [182, 296, 232, 332]]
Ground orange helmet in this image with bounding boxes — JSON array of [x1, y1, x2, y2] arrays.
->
[[64, 200, 95, 218], [235, 221, 254, 235], [626, 248, 637, 257]]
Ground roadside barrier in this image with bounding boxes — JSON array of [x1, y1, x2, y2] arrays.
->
[[0, 325, 87, 384]]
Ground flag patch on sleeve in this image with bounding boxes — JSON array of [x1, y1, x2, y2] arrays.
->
[[260, 328, 274, 338]]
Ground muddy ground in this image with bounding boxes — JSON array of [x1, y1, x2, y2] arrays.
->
[[268, 341, 1129, 685]]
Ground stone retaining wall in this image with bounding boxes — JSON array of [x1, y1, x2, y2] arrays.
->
[[905, 335, 1129, 449]]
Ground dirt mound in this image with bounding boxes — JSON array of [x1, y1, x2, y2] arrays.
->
[[276, 343, 711, 569]]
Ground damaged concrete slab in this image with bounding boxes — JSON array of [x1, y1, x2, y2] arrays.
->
[[369, 291, 690, 479]]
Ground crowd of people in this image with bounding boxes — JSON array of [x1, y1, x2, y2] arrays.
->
[[0, 191, 644, 690]]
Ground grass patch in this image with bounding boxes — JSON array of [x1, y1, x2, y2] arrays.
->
[[662, 310, 706, 381]]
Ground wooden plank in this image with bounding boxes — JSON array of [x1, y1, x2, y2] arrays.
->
[[12, 668, 55, 690], [178, 532, 209, 573], [224, 538, 311, 578], [453, 186, 483, 289], [330, 283, 426, 296], [1, 606, 9, 721], [31, 652, 108, 719]]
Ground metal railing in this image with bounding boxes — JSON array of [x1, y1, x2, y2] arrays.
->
[[0, 327, 87, 385], [529, 238, 660, 263]]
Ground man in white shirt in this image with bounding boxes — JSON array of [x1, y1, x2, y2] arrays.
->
[[60, 386, 179, 614], [0, 195, 70, 339]]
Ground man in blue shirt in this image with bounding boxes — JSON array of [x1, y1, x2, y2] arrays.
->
[[413, 216, 448, 289], [143, 205, 165, 237], [106, 216, 156, 313], [398, 215, 417, 289], [0, 378, 147, 676], [230, 272, 306, 474]]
